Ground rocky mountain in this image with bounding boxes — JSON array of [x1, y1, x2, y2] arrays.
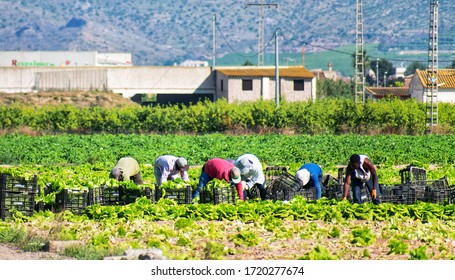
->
[[0, 0, 454, 66]]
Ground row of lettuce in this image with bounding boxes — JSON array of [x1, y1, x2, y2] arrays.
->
[[1, 133, 455, 167], [2, 99, 455, 134]]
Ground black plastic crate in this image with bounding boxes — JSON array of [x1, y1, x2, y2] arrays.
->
[[298, 187, 318, 201], [337, 167, 347, 186], [55, 188, 89, 215], [200, 187, 237, 204], [399, 166, 427, 184], [0, 174, 38, 220], [0, 174, 39, 194], [155, 185, 192, 204], [265, 166, 288, 185], [425, 177, 451, 204], [325, 184, 344, 200], [89, 187, 103, 205], [1, 191, 36, 220], [380, 185, 416, 205], [101, 186, 121, 205], [121, 186, 154, 205], [266, 172, 301, 201], [450, 188, 455, 204], [100, 185, 154, 205]]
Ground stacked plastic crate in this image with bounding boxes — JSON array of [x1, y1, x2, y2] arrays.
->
[[0, 174, 39, 220]]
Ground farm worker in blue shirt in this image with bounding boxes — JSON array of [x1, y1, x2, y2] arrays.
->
[[154, 155, 189, 186], [295, 163, 323, 199], [234, 153, 266, 200]]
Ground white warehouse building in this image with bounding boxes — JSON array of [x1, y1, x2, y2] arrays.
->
[[0, 51, 132, 67]]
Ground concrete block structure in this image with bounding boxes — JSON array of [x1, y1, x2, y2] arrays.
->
[[410, 69, 455, 103], [215, 66, 316, 103]]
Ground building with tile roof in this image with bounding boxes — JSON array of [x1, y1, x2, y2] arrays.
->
[[410, 69, 455, 103], [365, 87, 410, 100], [215, 66, 316, 103]]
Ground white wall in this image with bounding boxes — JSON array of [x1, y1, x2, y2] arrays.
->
[[0, 66, 215, 98]]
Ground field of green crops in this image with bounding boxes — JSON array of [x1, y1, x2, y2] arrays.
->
[[1, 133, 455, 260]]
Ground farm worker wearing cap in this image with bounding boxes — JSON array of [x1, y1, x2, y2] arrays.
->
[[295, 163, 323, 199], [109, 156, 143, 185], [192, 158, 244, 200], [234, 153, 266, 200], [154, 155, 190, 186], [343, 154, 381, 205]]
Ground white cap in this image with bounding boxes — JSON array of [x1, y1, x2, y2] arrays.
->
[[296, 169, 310, 186], [176, 157, 187, 169]]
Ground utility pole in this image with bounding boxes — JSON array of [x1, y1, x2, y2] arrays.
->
[[376, 58, 379, 87], [275, 29, 279, 107], [426, 0, 439, 133], [354, 0, 365, 103], [384, 71, 387, 87], [246, 1, 278, 66], [212, 14, 216, 69]]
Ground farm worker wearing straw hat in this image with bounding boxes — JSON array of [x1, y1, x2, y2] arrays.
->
[[234, 153, 266, 200], [154, 155, 189, 186], [109, 156, 143, 185], [295, 163, 323, 199], [192, 158, 243, 200], [343, 154, 381, 205]]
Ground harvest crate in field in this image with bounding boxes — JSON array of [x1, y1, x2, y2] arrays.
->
[[400, 166, 427, 184], [264, 166, 288, 183], [155, 185, 192, 204], [55, 188, 91, 215], [0, 174, 38, 220], [380, 185, 416, 205], [201, 186, 237, 205], [266, 172, 302, 201], [100, 185, 154, 205]]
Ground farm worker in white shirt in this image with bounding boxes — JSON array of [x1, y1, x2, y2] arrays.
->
[[154, 155, 190, 186], [234, 153, 266, 200]]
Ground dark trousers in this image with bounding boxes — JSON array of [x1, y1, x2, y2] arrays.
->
[[351, 177, 381, 205]]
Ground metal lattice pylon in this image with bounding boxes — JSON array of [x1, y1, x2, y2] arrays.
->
[[426, 0, 439, 133], [246, 1, 278, 66], [354, 0, 365, 103]]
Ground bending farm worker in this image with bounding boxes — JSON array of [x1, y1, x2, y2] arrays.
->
[[192, 158, 243, 200], [154, 155, 189, 186], [295, 163, 323, 199], [343, 154, 381, 205], [234, 153, 266, 200], [109, 156, 143, 185]]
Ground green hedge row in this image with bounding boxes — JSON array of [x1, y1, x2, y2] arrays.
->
[[1, 99, 455, 134]]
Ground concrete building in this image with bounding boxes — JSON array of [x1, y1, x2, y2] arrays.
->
[[215, 66, 316, 103], [311, 62, 338, 81], [0, 65, 317, 104], [409, 69, 455, 103], [365, 87, 410, 100], [0, 51, 132, 67]]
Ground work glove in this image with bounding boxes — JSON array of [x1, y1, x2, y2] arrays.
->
[[371, 189, 377, 200]]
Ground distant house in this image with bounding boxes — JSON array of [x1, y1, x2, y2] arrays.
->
[[409, 69, 455, 103], [311, 62, 338, 81], [365, 87, 410, 100], [215, 66, 316, 103]]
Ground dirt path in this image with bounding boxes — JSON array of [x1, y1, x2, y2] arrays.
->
[[0, 243, 73, 260]]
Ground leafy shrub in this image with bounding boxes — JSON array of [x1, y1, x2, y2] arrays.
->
[[0, 99, 450, 134]]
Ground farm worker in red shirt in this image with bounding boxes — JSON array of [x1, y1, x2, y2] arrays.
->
[[154, 155, 189, 186], [192, 158, 243, 200], [343, 154, 381, 205], [109, 156, 143, 185]]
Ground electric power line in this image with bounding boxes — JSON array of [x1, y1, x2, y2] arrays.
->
[[216, 24, 277, 59]]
